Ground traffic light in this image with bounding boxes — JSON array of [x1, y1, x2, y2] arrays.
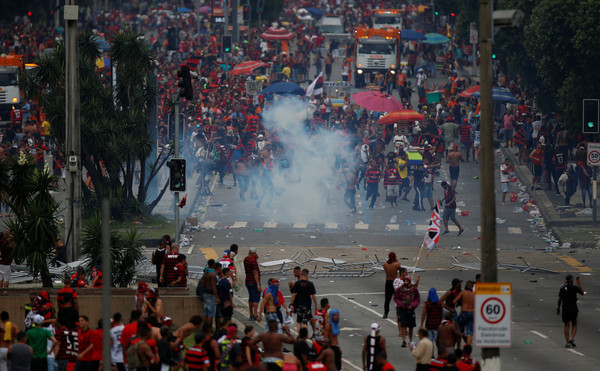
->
[[167, 28, 178, 51], [449, 12, 456, 25], [492, 53, 496, 59], [242, 5, 250, 21], [167, 158, 186, 192], [222, 35, 232, 53], [583, 99, 600, 134], [257, 0, 264, 13], [177, 65, 193, 100]]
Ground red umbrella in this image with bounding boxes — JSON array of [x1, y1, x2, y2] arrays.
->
[[459, 85, 481, 98], [351, 91, 404, 112], [229, 60, 270, 75], [378, 109, 425, 125], [260, 26, 295, 41]]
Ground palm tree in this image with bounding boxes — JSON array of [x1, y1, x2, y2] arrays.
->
[[5, 153, 60, 287], [19, 30, 171, 220]]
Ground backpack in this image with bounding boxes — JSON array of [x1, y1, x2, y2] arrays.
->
[[126, 340, 145, 369]]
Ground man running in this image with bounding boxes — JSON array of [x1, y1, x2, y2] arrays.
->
[[445, 145, 464, 191], [441, 181, 464, 236]]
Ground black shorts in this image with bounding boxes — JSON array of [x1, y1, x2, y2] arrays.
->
[[562, 311, 578, 324], [449, 166, 459, 180], [397, 307, 416, 328], [533, 164, 543, 176], [296, 305, 313, 324]]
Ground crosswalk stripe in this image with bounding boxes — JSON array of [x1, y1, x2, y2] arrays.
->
[[355, 222, 369, 230], [200, 248, 218, 260], [508, 227, 522, 234], [325, 223, 338, 229], [293, 222, 308, 228], [386, 224, 399, 231], [416, 225, 427, 231], [264, 222, 277, 228], [477, 226, 481, 232], [232, 221, 247, 228], [202, 221, 218, 228]]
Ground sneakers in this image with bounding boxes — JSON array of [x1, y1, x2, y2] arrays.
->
[[443, 230, 450, 235], [565, 342, 572, 348], [458, 229, 465, 236], [382, 314, 388, 319], [569, 339, 576, 347], [401, 341, 407, 348]]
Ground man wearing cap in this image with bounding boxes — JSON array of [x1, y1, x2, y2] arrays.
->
[[26, 314, 58, 370], [362, 323, 386, 371], [244, 248, 261, 321], [382, 252, 401, 319], [441, 181, 464, 236]]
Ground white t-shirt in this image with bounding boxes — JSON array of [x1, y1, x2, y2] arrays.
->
[[110, 324, 125, 363], [531, 120, 542, 139], [500, 163, 510, 183], [416, 72, 427, 87]]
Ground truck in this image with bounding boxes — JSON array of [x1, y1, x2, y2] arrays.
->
[[353, 28, 401, 88], [0, 53, 24, 121], [371, 9, 403, 30]]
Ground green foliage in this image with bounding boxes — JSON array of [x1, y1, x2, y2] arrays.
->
[[20, 30, 167, 220], [5, 153, 60, 287], [82, 213, 144, 287]]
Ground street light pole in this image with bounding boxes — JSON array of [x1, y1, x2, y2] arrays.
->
[[479, 0, 500, 369], [173, 94, 180, 243]]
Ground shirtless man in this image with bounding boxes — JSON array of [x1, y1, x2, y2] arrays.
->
[[445, 145, 464, 191], [453, 280, 475, 344], [383, 252, 401, 319], [0, 311, 19, 371], [173, 315, 203, 341], [137, 325, 159, 369], [201, 259, 220, 329], [257, 279, 280, 327], [250, 319, 295, 370], [323, 309, 341, 371], [316, 337, 336, 371]]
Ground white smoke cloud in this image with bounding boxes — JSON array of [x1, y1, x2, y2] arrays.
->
[[256, 97, 355, 223]]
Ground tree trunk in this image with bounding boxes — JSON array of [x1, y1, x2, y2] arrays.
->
[[40, 266, 53, 288]]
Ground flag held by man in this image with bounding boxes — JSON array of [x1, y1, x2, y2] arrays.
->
[[425, 201, 441, 254], [305, 72, 324, 97]]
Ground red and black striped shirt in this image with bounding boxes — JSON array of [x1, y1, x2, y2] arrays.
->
[[162, 253, 181, 284], [383, 168, 400, 186], [458, 124, 472, 143], [365, 166, 381, 184], [184, 346, 210, 370], [243, 256, 260, 285], [55, 328, 79, 362]]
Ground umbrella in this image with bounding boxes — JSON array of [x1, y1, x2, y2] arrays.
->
[[229, 60, 270, 75], [261, 26, 295, 41], [421, 33, 450, 44], [401, 29, 425, 41], [198, 5, 211, 13], [177, 7, 191, 13], [459, 85, 481, 98], [352, 91, 404, 112], [472, 87, 519, 104], [261, 82, 305, 95], [378, 109, 425, 125], [306, 7, 324, 18], [296, 8, 313, 21], [91, 36, 110, 51]]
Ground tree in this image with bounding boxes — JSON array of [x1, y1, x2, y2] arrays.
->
[[20, 30, 172, 220], [5, 153, 61, 287], [524, 0, 600, 127], [81, 213, 144, 287]]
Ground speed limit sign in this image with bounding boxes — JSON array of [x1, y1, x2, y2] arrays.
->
[[475, 283, 512, 347], [587, 142, 600, 166]]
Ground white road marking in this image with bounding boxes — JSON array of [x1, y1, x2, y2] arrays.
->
[[508, 227, 522, 234], [293, 222, 308, 228], [263, 222, 277, 228], [386, 224, 399, 230], [325, 223, 338, 229], [477, 226, 482, 232], [595, 307, 600, 312], [530, 330, 548, 339], [340, 327, 363, 331], [186, 245, 194, 255], [355, 222, 369, 230], [335, 294, 396, 326], [231, 221, 247, 228], [568, 349, 585, 357]]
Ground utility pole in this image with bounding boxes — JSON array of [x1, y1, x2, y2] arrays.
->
[[101, 198, 112, 371], [173, 94, 181, 242], [64, 0, 82, 262], [232, 0, 239, 43], [479, 0, 499, 369], [224, 0, 229, 37]]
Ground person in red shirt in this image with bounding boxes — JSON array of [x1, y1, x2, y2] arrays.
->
[[89, 319, 104, 369], [184, 333, 211, 370], [77, 315, 95, 370], [120, 310, 142, 358], [375, 352, 395, 371], [160, 242, 181, 286], [55, 320, 79, 371], [364, 159, 382, 209], [170, 254, 188, 287]]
